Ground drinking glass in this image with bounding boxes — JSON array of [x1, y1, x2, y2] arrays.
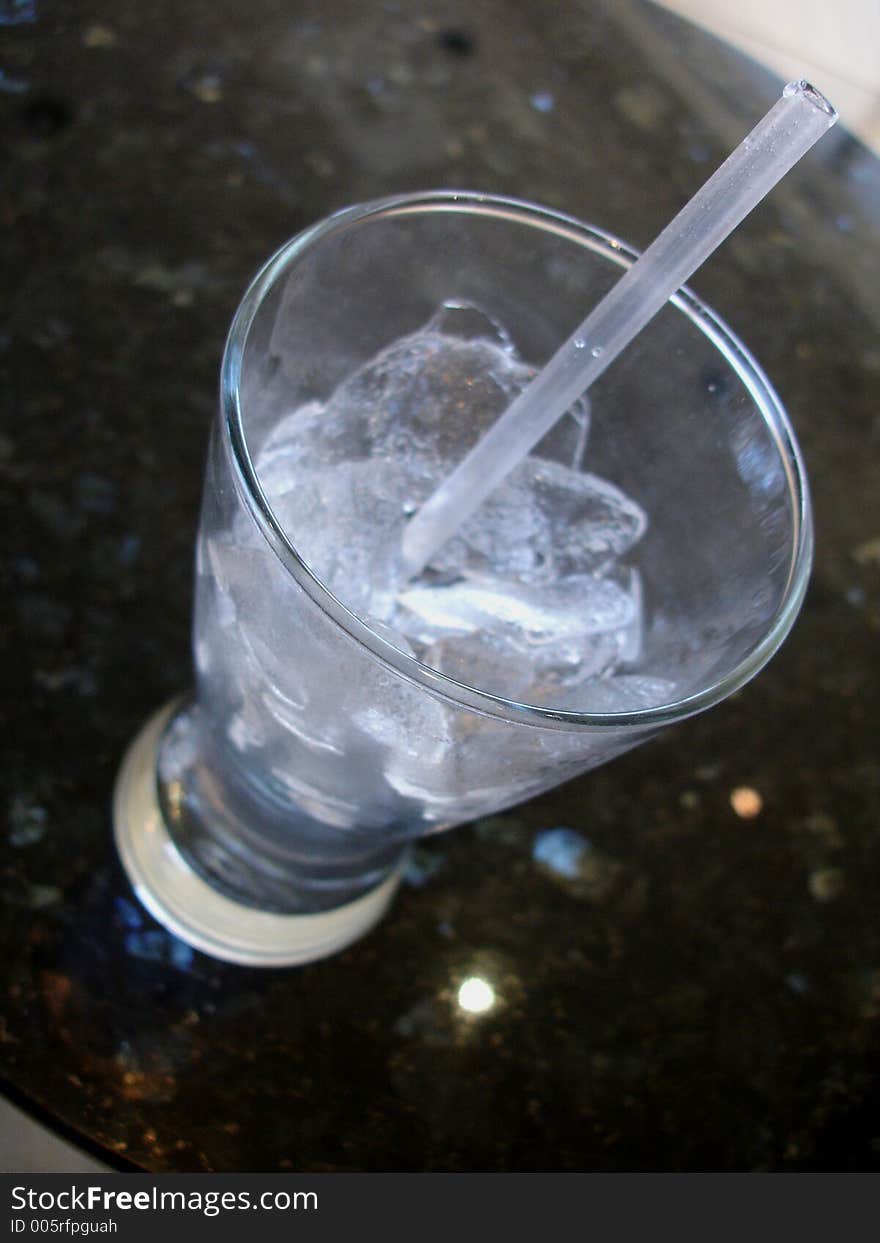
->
[[113, 192, 812, 966]]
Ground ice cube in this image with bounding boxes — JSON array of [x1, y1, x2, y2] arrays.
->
[[255, 400, 337, 481], [331, 331, 532, 473], [430, 458, 646, 585], [537, 464, 647, 577], [424, 300, 518, 352], [420, 626, 624, 702], [264, 459, 420, 618], [201, 536, 280, 630], [261, 309, 589, 489], [349, 676, 456, 810], [423, 301, 590, 469], [568, 675, 677, 714], [397, 574, 634, 646], [527, 630, 627, 698], [533, 394, 591, 470], [419, 631, 534, 701]]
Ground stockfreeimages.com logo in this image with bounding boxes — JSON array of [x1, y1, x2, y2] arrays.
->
[[11, 1185, 318, 1224]]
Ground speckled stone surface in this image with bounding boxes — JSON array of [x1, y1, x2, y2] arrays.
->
[[2, 0, 879, 1172]]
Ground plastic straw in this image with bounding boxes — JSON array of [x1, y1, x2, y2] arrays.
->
[[401, 80, 837, 578]]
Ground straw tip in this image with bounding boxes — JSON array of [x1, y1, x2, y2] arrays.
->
[[783, 79, 838, 123]]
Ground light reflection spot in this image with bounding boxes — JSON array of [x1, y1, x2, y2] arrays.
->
[[457, 976, 495, 1014], [730, 786, 763, 818]]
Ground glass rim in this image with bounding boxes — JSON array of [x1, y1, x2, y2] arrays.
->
[[220, 190, 813, 733]]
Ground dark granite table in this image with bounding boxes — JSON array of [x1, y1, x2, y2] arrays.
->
[[2, 0, 879, 1172]]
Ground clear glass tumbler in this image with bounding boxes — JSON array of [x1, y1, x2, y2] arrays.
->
[[113, 192, 813, 966]]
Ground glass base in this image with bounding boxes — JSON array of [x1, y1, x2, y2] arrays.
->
[[113, 702, 406, 967]]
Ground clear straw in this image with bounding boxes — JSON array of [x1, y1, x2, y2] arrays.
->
[[401, 80, 837, 579]]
